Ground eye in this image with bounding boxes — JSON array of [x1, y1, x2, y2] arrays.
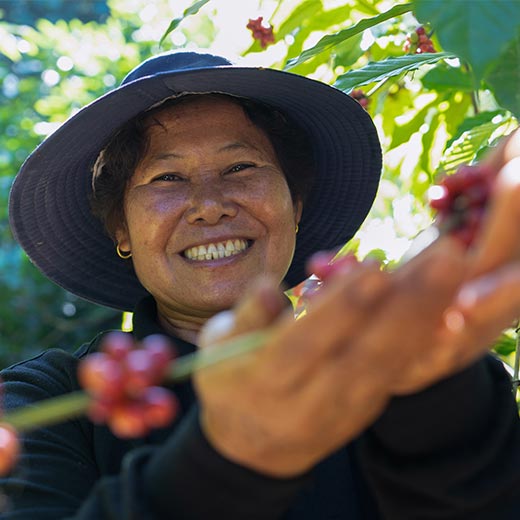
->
[[152, 173, 184, 182], [227, 163, 254, 174]]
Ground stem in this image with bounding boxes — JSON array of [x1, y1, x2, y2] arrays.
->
[[1, 329, 272, 434], [471, 90, 480, 115], [365, 76, 392, 97], [268, 0, 283, 24], [3, 392, 90, 433], [168, 329, 272, 382]]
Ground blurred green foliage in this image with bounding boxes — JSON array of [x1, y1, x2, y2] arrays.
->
[[0, 0, 110, 25], [0, 0, 162, 367], [0, 0, 519, 386]]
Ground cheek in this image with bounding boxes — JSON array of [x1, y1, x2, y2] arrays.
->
[[124, 191, 185, 243], [246, 174, 295, 220]]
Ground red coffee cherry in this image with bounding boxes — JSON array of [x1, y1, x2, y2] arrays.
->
[[0, 423, 20, 476], [78, 353, 125, 401], [103, 331, 134, 361], [108, 401, 149, 439], [141, 335, 176, 382], [141, 387, 179, 429]]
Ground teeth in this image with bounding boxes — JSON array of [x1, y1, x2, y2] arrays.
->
[[184, 239, 249, 261]]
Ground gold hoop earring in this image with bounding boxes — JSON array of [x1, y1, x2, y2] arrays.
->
[[116, 244, 132, 259], [295, 224, 299, 234]]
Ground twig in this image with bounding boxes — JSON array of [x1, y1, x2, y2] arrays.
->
[[3, 392, 90, 433]]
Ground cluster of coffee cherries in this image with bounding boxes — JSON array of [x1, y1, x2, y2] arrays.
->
[[78, 332, 179, 439], [349, 89, 370, 109], [246, 17, 275, 48], [428, 163, 493, 247], [403, 26, 436, 54]]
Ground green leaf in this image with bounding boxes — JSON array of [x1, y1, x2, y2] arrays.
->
[[413, 0, 520, 83], [279, 3, 354, 73], [333, 33, 364, 69], [420, 111, 440, 175], [275, 0, 323, 41], [421, 64, 473, 92], [389, 95, 440, 150], [494, 333, 517, 356], [159, 0, 210, 46], [438, 118, 513, 174], [284, 3, 413, 70], [334, 52, 454, 92], [447, 110, 506, 149], [486, 37, 520, 118]]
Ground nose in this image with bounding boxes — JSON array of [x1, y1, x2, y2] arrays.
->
[[184, 180, 239, 225]]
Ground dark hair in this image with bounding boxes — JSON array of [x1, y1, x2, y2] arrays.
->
[[90, 94, 316, 239]]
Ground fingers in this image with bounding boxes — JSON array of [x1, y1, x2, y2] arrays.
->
[[266, 262, 391, 381], [357, 238, 467, 384], [197, 275, 288, 349], [395, 262, 520, 394], [448, 264, 520, 355], [469, 156, 520, 277]]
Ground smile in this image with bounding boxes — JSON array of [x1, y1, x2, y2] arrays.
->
[[183, 239, 251, 261]]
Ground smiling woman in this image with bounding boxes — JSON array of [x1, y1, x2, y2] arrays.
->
[[3, 50, 520, 519], [113, 96, 303, 334]]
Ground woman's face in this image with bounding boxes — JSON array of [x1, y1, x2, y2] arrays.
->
[[116, 96, 302, 318]]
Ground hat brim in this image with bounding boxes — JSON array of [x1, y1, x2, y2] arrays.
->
[[9, 65, 381, 312]]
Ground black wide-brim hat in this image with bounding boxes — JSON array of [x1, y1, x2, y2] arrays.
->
[[9, 51, 382, 312]]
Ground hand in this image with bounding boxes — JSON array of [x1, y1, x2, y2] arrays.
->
[[194, 243, 468, 478], [195, 267, 392, 477]]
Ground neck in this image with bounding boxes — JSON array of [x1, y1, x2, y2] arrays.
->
[[156, 302, 216, 345]]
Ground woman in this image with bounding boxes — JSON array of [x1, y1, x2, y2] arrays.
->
[[3, 50, 520, 519]]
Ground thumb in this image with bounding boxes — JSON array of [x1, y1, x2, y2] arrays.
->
[[197, 276, 288, 349]]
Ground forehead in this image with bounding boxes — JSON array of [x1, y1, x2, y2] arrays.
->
[[141, 95, 276, 154], [145, 96, 253, 133]]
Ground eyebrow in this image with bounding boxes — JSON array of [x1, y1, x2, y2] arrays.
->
[[150, 142, 260, 162]]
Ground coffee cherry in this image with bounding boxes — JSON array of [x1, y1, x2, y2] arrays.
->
[[428, 163, 493, 246], [103, 331, 134, 361], [141, 335, 176, 382], [108, 401, 149, 439], [124, 349, 156, 396], [141, 387, 179, 429], [78, 353, 125, 401], [0, 424, 19, 476]]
